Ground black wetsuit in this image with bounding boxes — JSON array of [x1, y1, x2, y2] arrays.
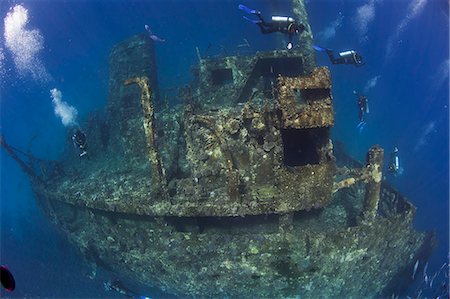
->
[[72, 129, 87, 156], [357, 95, 368, 122], [255, 15, 305, 44]]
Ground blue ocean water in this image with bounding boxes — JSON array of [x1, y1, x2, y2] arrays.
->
[[0, 0, 448, 298]]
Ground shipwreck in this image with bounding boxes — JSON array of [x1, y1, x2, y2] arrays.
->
[[1, 1, 435, 298]]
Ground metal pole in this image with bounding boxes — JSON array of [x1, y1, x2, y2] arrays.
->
[[359, 145, 384, 224]]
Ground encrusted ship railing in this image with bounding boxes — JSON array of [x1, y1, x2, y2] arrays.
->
[[333, 141, 416, 221]]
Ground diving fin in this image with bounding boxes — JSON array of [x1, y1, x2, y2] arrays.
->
[[243, 16, 261, 24], [356, 121, 366, 133], [238, 4, 260, 15], [312, 45, 327, 52]]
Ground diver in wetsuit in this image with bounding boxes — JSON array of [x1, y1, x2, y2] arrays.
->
[[72, 129, 87, 158], [313, 45, 365, 67], [352, 91, 369, 132], [239, 4, 306, 50], [354, 91, 369, 123], [387, 147, 400, 176]]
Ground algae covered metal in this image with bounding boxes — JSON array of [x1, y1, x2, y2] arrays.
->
[[1, 8, 435, 299]]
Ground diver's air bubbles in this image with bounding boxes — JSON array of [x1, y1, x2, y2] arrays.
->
[[385, 0, 429, 61], [3, 5, 51, 82], [0, 47, 5, 81], [431, 59, 450, 90], [354, 0, 378, 42], [364, 75, 381, 93], [414, 121, 436, 152], [317, 13, 344, 43], [50, 88, 78, 127]]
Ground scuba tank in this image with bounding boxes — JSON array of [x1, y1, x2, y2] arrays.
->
[[389, 147, 400, 174], [393, 148, 399, 173], [338, 50, 356, 59], [339, 50, 364, 66], [271, 16, 295, 23]]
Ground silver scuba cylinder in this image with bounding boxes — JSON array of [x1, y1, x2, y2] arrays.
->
[[272, 16, 295, 23], [338, 50, 356, 58], [392, 147, 400, 172], [394, 155, 399, 172]]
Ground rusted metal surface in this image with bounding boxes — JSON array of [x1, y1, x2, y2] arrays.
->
[[359, 145, 384, 223], [124, 76, 168, 200], [277, 67, 334, 129]]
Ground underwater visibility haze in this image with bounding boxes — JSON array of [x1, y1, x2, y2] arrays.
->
[[0, 0, 449, 298]]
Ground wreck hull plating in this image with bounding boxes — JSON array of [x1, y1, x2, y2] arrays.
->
[[39, 180, 432, 298]]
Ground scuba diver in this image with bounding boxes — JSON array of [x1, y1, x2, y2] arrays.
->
[[72, 128, 87, 157], [354, 90, 369, 125], [387, 146, 401, 176], [239, 4, 306, 50], [313, 45, 364, 67], [104, 279, 151, 299]]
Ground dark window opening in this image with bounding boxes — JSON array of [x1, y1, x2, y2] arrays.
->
[[300, 88, 329, 102], [255, 57, 303, 78], [293, 88, 329, 106], [281, 128, 328, 166], [211, 68, 233, 86]]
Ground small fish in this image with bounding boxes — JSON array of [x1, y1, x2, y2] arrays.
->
[[423, 261, 429, 283], [412, 259, 419, 280], [144, 25, 165, 42], [416, 289, 422, 299], [430, 271, 438, 288]]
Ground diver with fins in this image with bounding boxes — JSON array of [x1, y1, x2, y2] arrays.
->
[[313, 45, 364, 67], [387, 146, 402, 176], [354, 90, 369, 131], [238, 4, 306, 50], [72, 128, 88, 158]]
